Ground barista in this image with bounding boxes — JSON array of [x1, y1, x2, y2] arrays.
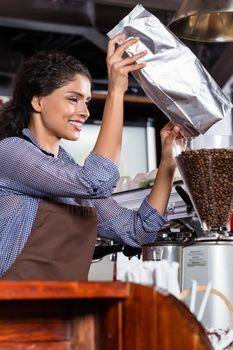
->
[[0, 34, 183, 280]]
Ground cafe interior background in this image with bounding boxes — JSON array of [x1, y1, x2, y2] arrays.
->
[[0, 1, 232, 172], [0, 0, 233, 338]]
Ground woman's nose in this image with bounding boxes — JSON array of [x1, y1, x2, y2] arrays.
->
[[83, 104, 90, 120], [77, 102, 90, 120]]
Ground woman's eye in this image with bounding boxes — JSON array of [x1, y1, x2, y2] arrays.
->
[[68, 97, 77, 103]]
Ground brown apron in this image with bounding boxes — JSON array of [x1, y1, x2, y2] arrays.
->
[[1, 200, 97, 280]]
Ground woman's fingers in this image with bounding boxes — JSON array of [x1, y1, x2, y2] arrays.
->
[[161, 122, 185, 145], [161, 122, 183, 136], [107, 35, 143, 62], [107, 35, 146, 79], [117, 49, 147, 67], [124, 62, 147, 73], [107, 33, 126, 58], [112, 36, 140, 58], [111, 50, 147, 75], [162, 121, 176, 132]]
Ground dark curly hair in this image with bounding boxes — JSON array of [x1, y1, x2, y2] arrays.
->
[[0, 50, 92, 140]]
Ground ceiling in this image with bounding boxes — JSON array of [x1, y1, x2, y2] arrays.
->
[[0, 0, 232, 96]]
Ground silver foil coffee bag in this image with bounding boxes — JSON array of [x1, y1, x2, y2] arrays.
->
[[107, 4, 232, 137]]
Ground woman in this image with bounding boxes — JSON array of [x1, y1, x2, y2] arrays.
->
[[0, 34, 182, 280]]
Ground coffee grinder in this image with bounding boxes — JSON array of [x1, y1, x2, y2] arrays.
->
[[175, 135, 233, 328]]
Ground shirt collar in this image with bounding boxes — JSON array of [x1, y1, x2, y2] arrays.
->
[[21, 128, 74, 161], [22, 128, 56, 157]]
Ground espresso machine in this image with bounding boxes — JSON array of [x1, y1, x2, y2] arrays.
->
[[112, 179, 199, 283]]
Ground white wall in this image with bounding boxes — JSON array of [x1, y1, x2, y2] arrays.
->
[[61, 123, 149, 178]]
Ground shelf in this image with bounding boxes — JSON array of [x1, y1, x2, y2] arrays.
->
[[92, 91, 153, 104]]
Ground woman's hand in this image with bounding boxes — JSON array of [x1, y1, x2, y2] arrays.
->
[[107, 33, 147, 94], [160, 121, 185, 169]]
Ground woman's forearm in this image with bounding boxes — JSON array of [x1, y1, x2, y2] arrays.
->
[[147, 122, 184, 216], [93, 88, 124, 165], [147, 161, 176, 216]]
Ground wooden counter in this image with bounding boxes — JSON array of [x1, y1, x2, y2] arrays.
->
[[0, 281, 212, 350]]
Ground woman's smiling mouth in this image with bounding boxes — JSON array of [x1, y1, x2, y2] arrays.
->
[[68, 119, 84, 131]]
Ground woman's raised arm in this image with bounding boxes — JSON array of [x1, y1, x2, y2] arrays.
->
[[93, 34, 147, 165]]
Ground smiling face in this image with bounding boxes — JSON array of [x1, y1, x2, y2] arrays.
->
[[29, 73, 92, 148]]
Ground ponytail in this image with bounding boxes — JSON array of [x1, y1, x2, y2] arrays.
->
[[0, 100, 30, 140]]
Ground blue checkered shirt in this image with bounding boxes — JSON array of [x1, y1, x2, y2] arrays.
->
[[0, 128, 166, 276]]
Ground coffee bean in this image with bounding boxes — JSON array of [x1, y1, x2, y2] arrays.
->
[[176, 149, 233, 231]]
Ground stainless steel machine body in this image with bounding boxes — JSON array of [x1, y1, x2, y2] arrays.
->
[[182, 238, 233, 329], [143, 241, 184, 264], [142, 231, 195, 285]]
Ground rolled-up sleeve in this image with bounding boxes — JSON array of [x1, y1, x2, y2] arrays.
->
[[0, 137, 120, 199], [95, 196, 167, 247], [83, 151, 119, 196]]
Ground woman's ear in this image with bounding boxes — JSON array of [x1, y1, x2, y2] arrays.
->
[[31, 96, 42, 113]]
